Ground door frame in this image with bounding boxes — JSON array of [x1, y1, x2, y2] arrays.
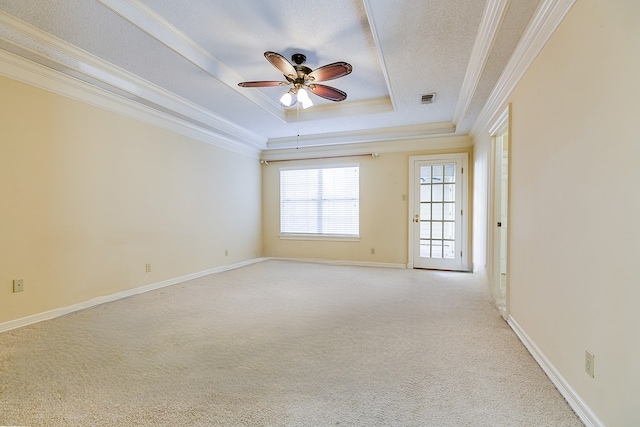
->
[[408, 153, 470, 271], [488, 105, 511, 319]]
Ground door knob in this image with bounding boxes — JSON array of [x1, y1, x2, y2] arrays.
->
[[414, 214, 420, 223]]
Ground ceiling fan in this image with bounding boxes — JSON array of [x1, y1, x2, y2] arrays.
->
[[238, 51, 352, 109]]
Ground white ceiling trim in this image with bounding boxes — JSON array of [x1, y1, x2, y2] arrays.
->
[[266, 122, 456, 150], [96, 0, 286, 122], [470, 0, 577, 139], [0, 10, 266, 151], [283, 96, 393, 122], [362, 0, 397, 111], [488, 104, 510, 136], [0, 48, 262, 158], [262, 134, 472, 161], [452, 0, 510, 127]]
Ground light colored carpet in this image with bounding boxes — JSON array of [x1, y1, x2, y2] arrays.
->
[[0, 260, 582, 426]]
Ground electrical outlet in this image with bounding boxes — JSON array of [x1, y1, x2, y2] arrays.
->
[[225, 250, 228, 256], [13, 279, 24, 293], [145, 263, 152, 273], [370, 248, 375, 255], [585, 350, 595, 378]]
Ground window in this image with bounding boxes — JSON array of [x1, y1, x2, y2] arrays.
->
[[280, 165, 359, 238]]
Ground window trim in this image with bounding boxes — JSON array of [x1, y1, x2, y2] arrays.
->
[[278, 233, 361, 242]]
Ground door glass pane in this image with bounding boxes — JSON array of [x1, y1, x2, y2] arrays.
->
[[443, 241, 455, 259], [444, 164, 455, 183], [420, 166, 431, 183], [420, 203, 431, 220], [432, 222, 443, 239], [420, 185, 431, 202], [420, 223, 431, 239], [432, 203, 443, 220], [444, 203, 455, 220], [444, 184, 455, 201], [443, 222, 454, 240], [432, 165, 443, 183], [432, 184, 443, 201], [431, 241, 443, 258], [420, 241, 431, 258]]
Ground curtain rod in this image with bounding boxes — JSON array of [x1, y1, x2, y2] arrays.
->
[[260, 153, 379, 164]]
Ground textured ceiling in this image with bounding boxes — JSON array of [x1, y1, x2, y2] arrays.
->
[[0, 0, 542, 152]]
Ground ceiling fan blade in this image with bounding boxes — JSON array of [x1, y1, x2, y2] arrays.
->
[[308, 84, 348, 102], [238, 81, 290, 87], [308, 62, 353, 82], [264, 51, 297, 79]]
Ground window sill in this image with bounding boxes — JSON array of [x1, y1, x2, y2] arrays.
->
[[279, 234, 360, 242]]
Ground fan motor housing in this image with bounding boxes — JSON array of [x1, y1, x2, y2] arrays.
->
[[291, 53, 307, 65]]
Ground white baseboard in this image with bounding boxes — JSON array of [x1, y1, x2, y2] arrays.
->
[[507, 316, 604, 427], [0, 258, 267, 334], [266, 257, 407, 269]]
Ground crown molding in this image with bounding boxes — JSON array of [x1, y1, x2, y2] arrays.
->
[[266, 122, 457, 150], [262, 134, 471, 161], [452, 0, 510, 127], [96, 0, 286, 122], [0, 47, 262, 157], [488, 104, 510, 136], [0, 10, 265, 155], [470, 0, 576, 140]]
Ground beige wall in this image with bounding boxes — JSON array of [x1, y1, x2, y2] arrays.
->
[[474, 0, 639, 424], [262, 144, 472, 265], [0, 76, 262, 324]]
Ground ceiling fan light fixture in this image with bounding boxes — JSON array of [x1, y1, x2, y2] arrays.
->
[[238, 51, 352, 109], [280, 89, 296, 107], [297, 88, 313, 109]]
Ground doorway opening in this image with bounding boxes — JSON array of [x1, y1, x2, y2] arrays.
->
[[490, 107, 510, 319]]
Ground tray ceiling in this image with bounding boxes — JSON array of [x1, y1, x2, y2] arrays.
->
[[0, 0, 543, 152]]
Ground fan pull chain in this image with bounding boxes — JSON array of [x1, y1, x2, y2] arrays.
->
[[296, 102, 300, 150]]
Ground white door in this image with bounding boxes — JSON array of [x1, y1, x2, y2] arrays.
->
[[410, 154, 468, 271]]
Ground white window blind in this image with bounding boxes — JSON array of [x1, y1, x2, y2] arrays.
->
[[280, 165, 359, 237]]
